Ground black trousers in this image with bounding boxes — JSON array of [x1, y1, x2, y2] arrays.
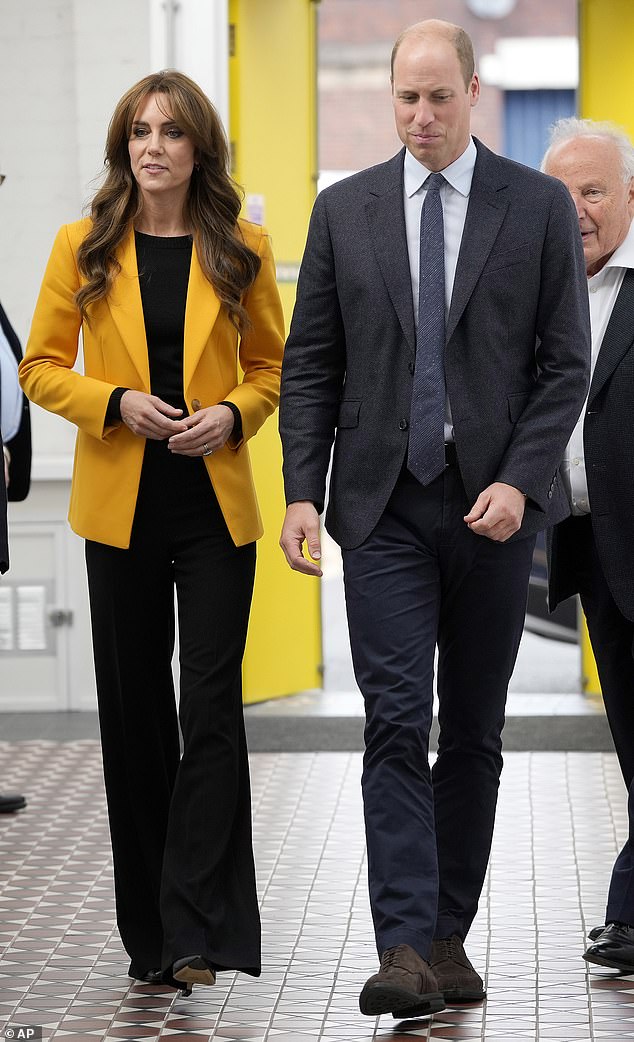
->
[[85, 440, 260, 977], [565, 514, 634, 928], [342, 462, 535, 959]]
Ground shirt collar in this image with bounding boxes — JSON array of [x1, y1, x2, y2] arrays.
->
[[404, 137, 477, 199], [589, 216, 634, 284]]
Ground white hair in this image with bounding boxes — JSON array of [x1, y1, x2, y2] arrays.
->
[[541, 117, 634, 182]]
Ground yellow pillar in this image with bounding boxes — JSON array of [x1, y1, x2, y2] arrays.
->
[[577, 0, 634, 693], [230, 0, 323, 702], [578, 0, 634, 138]]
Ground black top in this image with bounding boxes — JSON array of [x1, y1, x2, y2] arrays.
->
[[105, 232, 242, 440], [136, 230, 192, 414]]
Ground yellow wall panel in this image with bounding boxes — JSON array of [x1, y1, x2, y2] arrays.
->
[[577, 0, 634, 692], [578, 0, 634, 137], [231, 0, 322, 702]]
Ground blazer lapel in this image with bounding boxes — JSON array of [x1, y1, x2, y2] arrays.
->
[[106, 231, 222, 401], [366, 151, 416, 352], [183, 244, 221, 399], [588, 267, 634, 404], [107, 229, 150, 389], [446, 140, 509, 344]]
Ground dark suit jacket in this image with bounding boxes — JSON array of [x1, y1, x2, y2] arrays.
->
[[548, 267, 634, 622], [0, 299, 31, 502], [280, 138, 591, 550], [0, 430, 7, 572]]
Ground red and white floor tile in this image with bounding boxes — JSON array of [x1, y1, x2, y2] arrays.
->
[[0, 743, 632, 1041]]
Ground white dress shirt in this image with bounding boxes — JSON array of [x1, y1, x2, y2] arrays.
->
[[561, 217, 634, 514], [0, 321, 22, 443], [403, 138, 477, 441]]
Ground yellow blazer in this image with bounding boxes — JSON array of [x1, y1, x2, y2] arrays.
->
[[19, 217, 284, 548]]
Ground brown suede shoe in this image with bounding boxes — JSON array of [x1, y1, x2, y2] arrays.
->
[[429, 935, 485, 1004], [359, 944, 445, 1017]]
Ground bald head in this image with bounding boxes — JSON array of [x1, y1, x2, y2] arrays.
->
[[390, 19, 475, 89]]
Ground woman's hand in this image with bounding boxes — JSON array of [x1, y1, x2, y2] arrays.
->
[[168, 404, 235, 457], [120, 390, 188, 439]]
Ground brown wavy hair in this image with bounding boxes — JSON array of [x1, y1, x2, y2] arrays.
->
[[75, 70, 260, 332]]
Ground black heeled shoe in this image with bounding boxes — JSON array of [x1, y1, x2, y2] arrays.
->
[[138, 969, 164, 984], [173, 954, 216, 995], [128, 964, 164, 985]]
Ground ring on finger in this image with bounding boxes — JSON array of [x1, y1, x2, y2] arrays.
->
[[202, 442, 213, 456]]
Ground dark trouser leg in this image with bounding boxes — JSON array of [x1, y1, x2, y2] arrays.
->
[[159, 511, 259, 974], [573, 516, 634, 927], [433, 482, 535, 940], [86, 444, 260, 977], [344, 464, 534, 958], [606, 782, 634, 928], [85, 533, 180, 974], [343, 472, 442, 960]]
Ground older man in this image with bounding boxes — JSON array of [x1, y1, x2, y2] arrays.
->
[[545, 119, 634, 974], [280, 19, 590, 1018]]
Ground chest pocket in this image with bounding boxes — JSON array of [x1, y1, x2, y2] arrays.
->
[[482, 244, 530, 275]]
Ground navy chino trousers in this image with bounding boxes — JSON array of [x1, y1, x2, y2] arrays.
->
[[342, 460, 535, 959]]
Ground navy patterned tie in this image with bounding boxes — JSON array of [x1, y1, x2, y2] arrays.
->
[[407, 172, 446, 486]]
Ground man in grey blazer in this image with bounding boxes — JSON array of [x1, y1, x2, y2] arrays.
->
[[545, 119, 634, 976], [0, 296, 29, 813], [280, 20, 590, 1018], [0, 410, 7, 576], [0, 159, 31, 813]]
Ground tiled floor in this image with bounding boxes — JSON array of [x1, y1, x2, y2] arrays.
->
[[0, 742, 633, 1041]]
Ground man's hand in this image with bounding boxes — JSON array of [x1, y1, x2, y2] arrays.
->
[[280, 501, 323, 577], [464, 482, 526, 543], [120, 390, 187, 439]]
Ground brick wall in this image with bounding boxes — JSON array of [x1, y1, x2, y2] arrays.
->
[[318, 0, 577, 171]]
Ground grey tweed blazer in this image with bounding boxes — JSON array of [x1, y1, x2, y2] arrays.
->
[[280, 137, 591, 550]]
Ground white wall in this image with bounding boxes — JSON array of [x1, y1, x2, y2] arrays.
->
[[1, 0, 153, 468], [1, 0, 228, 472], [0, 0, 228, 707]]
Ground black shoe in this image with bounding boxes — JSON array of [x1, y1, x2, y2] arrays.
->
[[173, 955, 216, 990], [0, 793, 26, 813], [588, 924, 605, 942], [583, 922, 634, 973], [129, 965, 164, 984], [359, 944, 445, 1018]]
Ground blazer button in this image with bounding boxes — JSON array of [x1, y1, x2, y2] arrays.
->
[[408, 360, 415, 375], [399, 419, 409, 430]]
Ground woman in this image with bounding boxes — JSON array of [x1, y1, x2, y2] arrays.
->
[[19, 71, 284, 990]]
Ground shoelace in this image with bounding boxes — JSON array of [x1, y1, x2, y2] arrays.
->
[[433, 937, 461, 961], [381, 945, 407, 968]]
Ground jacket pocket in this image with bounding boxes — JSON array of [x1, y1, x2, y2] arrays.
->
[[482, 244, 530, 275], [337, 399, 361, 428], [508, 391, 531, 422]]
